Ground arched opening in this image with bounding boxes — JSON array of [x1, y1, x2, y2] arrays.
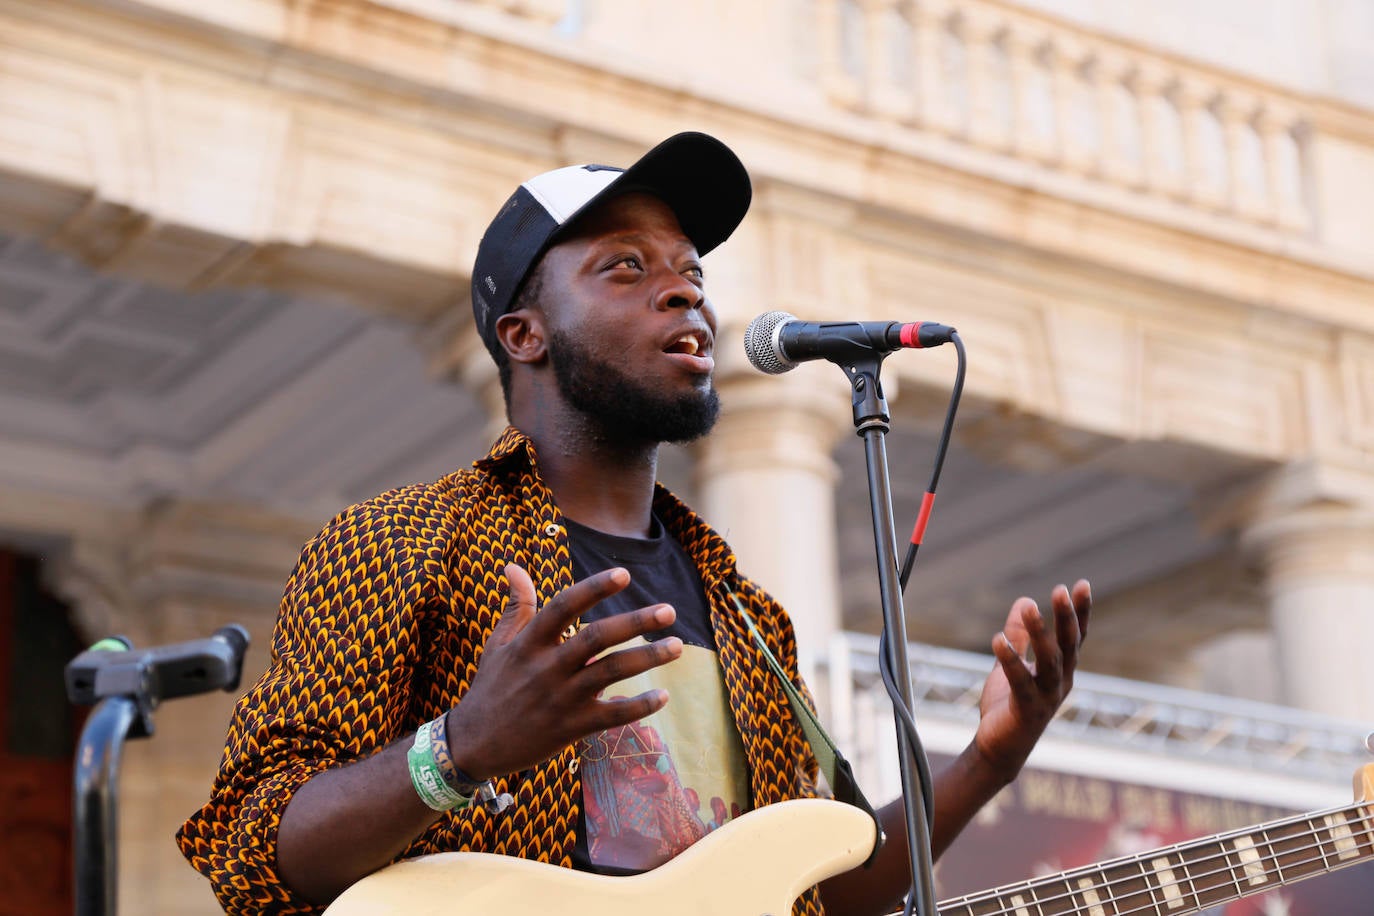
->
[[0, 547, 87, 915]]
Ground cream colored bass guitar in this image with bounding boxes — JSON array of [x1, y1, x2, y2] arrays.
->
[[326, 765, 1374, 916]]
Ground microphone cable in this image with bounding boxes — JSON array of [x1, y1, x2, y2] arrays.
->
[[900, 331, 966, 593]]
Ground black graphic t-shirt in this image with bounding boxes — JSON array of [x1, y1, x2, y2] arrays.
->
[[564, 516, 751, 875]]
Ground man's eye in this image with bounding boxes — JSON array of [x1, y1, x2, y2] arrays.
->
[[611, 256, 642, 270], [684, 266, 704, 280]]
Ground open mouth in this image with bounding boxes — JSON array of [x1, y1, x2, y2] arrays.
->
[[665, 336, 701, 356], [663, 329, 711, 358]]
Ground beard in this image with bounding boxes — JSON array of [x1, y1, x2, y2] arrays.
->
[[547, 326, 720, 444]]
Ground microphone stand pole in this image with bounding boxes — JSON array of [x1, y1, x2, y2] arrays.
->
[[841, 358, 938, 916]]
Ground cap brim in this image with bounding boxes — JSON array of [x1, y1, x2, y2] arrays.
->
[[552, 132, 752, 256]]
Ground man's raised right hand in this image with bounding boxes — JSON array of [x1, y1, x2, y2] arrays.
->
[[443, 562, 683, 781]]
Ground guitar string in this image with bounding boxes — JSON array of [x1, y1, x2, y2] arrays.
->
[[937, 806, 1373, 916], [933, 828, 1371, 916], [934, 802, 1374, 916], [939, 806, 1372, 916], [938, 799, 1365, 909], [1044, 825, 1373, 916]]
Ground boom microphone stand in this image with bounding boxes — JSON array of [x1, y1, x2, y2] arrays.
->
[[744, 312, 966, 916], [64, 625, 252, 916], [840, 355, 939, 916]]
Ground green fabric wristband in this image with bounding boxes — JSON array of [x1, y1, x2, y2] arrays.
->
[[407, 718, 471, 811]]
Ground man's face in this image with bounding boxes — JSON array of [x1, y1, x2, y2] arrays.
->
[[536, 192, 720, 444]]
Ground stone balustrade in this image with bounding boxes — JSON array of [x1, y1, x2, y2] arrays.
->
[[813, 0, 1311, 232]]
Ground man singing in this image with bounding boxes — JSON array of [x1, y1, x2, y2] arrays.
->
[[178, 131, 1091, 915]]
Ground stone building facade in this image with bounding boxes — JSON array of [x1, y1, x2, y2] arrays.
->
[[1, 0, 1372, 911]]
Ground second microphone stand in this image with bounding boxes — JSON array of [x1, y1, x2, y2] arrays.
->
[[839, 356, 938, 916]]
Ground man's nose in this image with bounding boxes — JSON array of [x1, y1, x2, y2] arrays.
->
[[652, 271, 706, 311]]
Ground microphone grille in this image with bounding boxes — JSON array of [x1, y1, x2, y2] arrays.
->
[[743, 310, 796, 375]]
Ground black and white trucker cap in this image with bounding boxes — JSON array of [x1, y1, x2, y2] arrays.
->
[[471, 132, 752, 357]]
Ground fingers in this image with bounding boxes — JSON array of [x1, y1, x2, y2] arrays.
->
[[591, 688, 671, 730], [1050, 583, 1079, 639], [1071, 578, 1092, 642], [1051, 582, 1084, 673], [576, 635, 683, 694], [569, 603, 676, 666], [500, 563, 684, 701], [574, 639, 682, 732], [1000, 597, 1036, 656], [997, 579, 1093, 696], [519, 565, 632, 644], [992, 627, 1038, 709]]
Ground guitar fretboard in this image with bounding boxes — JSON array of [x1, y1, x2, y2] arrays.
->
[[936, 800, 1374, 916]]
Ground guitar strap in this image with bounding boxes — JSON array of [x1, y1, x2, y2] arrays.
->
[[726, 590, 885, 866]]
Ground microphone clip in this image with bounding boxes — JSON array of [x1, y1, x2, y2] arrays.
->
[[842, 358, 892, 434]]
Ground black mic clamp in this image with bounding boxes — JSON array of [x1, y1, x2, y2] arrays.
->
[[65, 625, 251, 714]]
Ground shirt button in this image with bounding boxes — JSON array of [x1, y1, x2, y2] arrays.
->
[[544, 523, 561, 537], [568, 758, 580, 775]]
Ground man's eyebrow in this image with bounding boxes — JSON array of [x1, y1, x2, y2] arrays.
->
[[589, 232, 698, 253]]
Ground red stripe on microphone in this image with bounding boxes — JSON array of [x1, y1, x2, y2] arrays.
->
[[910, 491, 936, 545], [899, 322, 921, 348]]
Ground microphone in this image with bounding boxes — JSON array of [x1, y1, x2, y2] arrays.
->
[[743, 310, 956, 375]]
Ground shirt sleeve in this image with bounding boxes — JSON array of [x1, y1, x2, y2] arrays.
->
[[177, 497, 425, 915]]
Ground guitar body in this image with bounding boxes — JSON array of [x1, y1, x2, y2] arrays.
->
[[324, 798, 879, 915]]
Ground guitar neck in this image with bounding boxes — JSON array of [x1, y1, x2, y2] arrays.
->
[[936, 798, 1374, 916]]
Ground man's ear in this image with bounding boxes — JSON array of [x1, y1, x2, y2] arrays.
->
[[494, 309, 547, 365]]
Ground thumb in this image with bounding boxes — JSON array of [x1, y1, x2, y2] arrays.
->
[[492, 563, 538, 646]]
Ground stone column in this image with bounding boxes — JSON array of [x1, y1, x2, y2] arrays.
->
[[1048, 37, 1085, 171], [1216, 93, 1256, 217], [963, 10, 1004, 149], [1130, 63, 1174, 193], [909, 0, 952, 133], [1254, 103, 1307, 231], [695, 369, 851, 672], [859, 0, 907, 119], [1176, 77, 1220, 207], [815, 0, 862, 110], [1242, 501, 1374, 722], [1093, 52, 1137, 186], [1006, 30, 1047, 161]]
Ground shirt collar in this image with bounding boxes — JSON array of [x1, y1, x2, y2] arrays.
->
[[475, 427, 739, 581], [474, 425, 538, 472]]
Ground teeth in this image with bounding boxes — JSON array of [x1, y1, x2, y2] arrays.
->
[[677, 334, 699, 355]]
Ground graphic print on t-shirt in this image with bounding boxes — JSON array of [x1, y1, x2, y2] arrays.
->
[[578, 639, 750, 872]]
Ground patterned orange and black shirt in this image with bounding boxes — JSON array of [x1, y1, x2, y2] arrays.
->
[[177, 428, 825, 915]]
